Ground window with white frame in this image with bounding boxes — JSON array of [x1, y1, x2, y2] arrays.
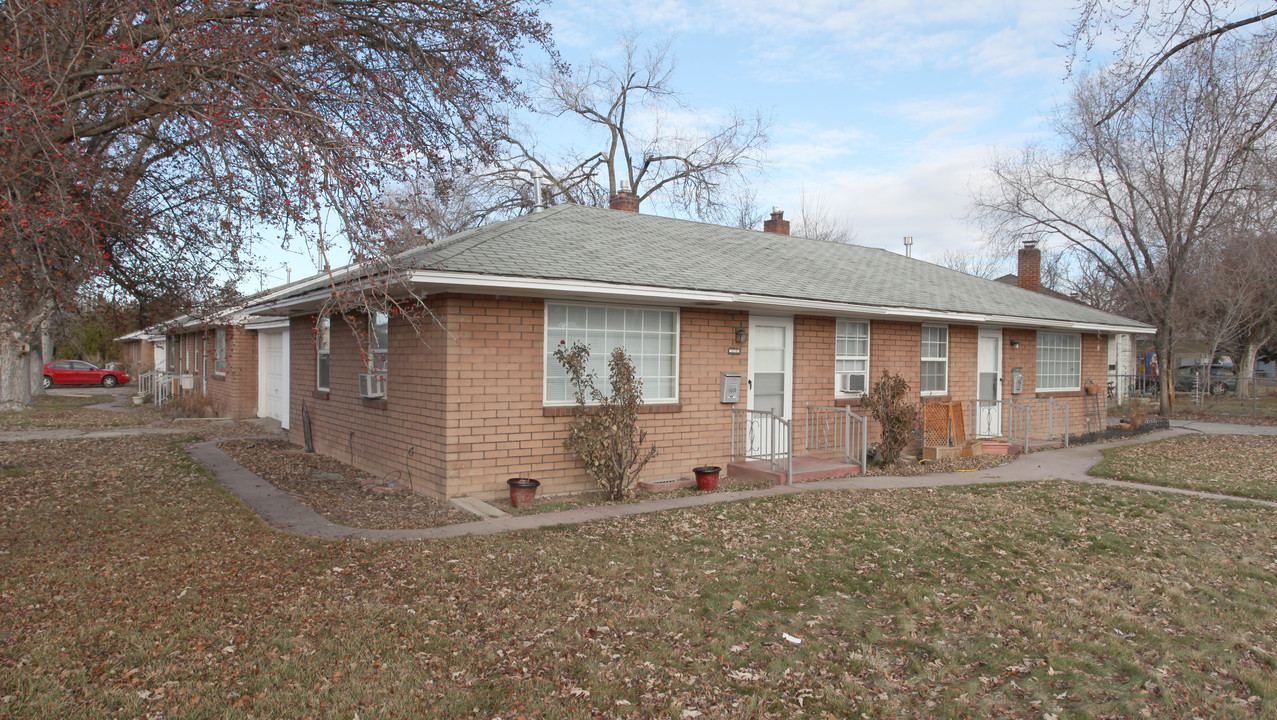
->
[[1036, 332, 1081, 391], [920, 325, 948, 394], [369, 312, 388, 376], [544, 303, 678, 404], [214, 328, 227, 373], [316, 316, 331, 391], [835, 320, 870, 395]]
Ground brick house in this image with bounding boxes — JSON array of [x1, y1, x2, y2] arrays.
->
[[243, 196, 1153, 501], [116, 311, 292, 424]]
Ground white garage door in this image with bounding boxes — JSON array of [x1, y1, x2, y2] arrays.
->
[[257, 328, 290, 428]]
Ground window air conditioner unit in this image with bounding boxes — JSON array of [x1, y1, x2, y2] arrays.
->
[[358, 373, 386, 399], [840, 373, 865, 394]]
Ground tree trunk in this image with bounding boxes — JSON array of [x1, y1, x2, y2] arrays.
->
[[1154, 329, 1175, 416], [1239, 340, 1264, 397], [0, 328, 33, 411]]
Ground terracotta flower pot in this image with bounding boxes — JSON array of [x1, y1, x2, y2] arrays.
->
[[507, 477, 540, 508], [693, 466, 721, 491]]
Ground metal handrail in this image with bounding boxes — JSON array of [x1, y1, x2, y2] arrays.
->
[[804, 404, 868, 469], [731, 408, 794, 484]]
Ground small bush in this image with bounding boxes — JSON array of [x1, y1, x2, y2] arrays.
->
[[863, 370, 921, 465], [161, 393, 219, 419], [554, 341, 658, 501]]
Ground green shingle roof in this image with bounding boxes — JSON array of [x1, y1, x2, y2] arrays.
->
[[400, 203, 1148, 329]]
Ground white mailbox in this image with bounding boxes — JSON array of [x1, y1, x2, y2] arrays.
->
[[720, 372, 742, 403]]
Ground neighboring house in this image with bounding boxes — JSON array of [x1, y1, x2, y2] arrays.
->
[[114, 283, 304, 424], [115, 329, 162, 377], [243, 195, 1154, 502]]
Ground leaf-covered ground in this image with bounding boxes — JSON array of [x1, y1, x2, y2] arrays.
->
[[219, 438, 472, 529], [2, 435, 1275, 719], [1091, 434, 1277, 501], [0, 395, 153, 431]]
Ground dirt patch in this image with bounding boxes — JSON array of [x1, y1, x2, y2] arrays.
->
[[862, 452, 1012, 477], [489, 476, 775, 516], [218, 438, 471, 530]]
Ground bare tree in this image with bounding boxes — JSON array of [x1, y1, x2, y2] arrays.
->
[[1067, 0, 1277, 122], [1183, 231, 1277, 393], [494, 35, 769, 221], [0, 0, 551, 410], [976, 38, 1277, 414], [935, 248, 1006, 280], [792, 189, 856, 244]]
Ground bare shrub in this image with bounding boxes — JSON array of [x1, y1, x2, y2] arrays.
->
[[864, 370, 921, 465], [554, 342, 658, 501]]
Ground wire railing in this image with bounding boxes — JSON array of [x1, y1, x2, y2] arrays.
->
[[804, 404, 868, 469], [731, 408, 793, 484]]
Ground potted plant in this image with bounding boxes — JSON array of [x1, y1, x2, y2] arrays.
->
[[506, 477, 540, 508], [693, 466, 720, 491]]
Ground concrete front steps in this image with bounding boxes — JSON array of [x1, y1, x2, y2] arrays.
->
[[727, 455, 862, 485]]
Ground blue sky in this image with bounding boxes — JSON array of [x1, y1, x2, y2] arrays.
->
[[245, 0, 1086, 292]]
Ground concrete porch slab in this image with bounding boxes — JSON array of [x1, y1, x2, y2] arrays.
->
[[728, 455, 861, 485], [449, 496, 511, 519]]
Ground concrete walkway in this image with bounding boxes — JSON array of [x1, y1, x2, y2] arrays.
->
[[185, 425, 1277, 541], [1170, 418, 1277, 435], [0, 426, 200, 442]]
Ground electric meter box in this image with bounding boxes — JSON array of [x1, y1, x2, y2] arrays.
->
[[1011, 367, 1024, 395], [720, 372, 742, 403]]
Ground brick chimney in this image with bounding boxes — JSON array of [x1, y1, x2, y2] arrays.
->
[[763, 206, 789, 235], [1017, 240, 1041, 293], [609, 181, 640, 213]]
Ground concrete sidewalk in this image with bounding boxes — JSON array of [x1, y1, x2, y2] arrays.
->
[[0, 426, 199, 442], [186, 425, 1277, 542]]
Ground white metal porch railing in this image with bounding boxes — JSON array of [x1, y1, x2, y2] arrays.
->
[[965, 399, 1031, 452], [731, 408, 793, 484], [804, 404, 868, 469], [137, 370, 156, 399]]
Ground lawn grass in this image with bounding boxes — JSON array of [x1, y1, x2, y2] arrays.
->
[[2, 435, 1276, 718], [0, 394, 151, 432], [1091, 434, 1277, 502]]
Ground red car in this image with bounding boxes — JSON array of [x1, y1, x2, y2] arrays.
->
[[42, 360, 131, 389]]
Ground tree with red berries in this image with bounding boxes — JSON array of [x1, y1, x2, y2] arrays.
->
[[0, 0, 552, 409]]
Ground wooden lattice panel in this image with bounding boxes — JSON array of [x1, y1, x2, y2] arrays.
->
[[923, 403, 952, 447], [949, 401, 966, 445]]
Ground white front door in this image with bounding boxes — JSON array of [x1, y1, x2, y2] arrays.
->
[[257, 329, 290, 429], [976, 328, 1002, 437], [747, 315, 793, 457]]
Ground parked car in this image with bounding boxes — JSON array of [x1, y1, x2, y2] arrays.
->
[[1173, 364, 1236, 395], [42, 360, 131, 389]]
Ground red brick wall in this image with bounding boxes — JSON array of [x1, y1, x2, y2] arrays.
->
[[205, 327, 258, 419], [443, 296, 749, 499], [165, 326, 259, 418], [284, 293, 1111, 500], [287, 310, 451, 499]]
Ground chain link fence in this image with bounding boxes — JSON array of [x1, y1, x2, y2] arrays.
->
[[1108, 370, 1277, 420]]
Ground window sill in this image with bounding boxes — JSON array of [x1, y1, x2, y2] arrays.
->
[[1035, 390, 1083, 398], [543, 403, 683, 417], [832, 397, 865, 407], [211, 373, 227, 382], [312, 389, 330, 400], [362, 397, 388, 410]]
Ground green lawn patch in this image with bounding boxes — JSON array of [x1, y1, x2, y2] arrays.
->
[[1091, 434, 1277, 502], [1, 435, 1275, 718]]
